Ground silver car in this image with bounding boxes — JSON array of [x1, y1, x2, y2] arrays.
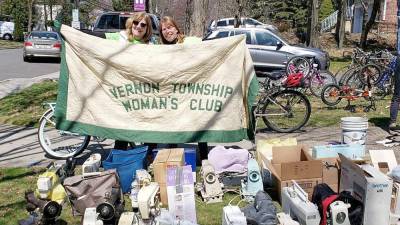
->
[[207, 17, 278, 33], [23, 31, 61, 62], [204, 28, 329, 72]]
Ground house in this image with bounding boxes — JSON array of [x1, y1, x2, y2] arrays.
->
[[349, 0, 397, 33]]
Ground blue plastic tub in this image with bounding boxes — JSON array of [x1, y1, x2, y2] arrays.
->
[[312, 144, 365, 160], [153, 148, 196, 172], [103, 146, 148, 193]]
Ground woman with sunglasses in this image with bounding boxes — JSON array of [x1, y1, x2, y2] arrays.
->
[[159, 16, 208, 161], [107, 12, 154, 150], [106, 12, 153, 44]]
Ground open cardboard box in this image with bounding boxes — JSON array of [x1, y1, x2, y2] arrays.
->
[[258, 145, 323, 201], [153, 148, 185, 206], [339, 154, 393, 225]]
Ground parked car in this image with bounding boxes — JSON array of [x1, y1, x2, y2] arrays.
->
[[83, 12, 160, 38], [207, 17, 278, 33], [203, 28, 329, 72], [0, 20, 14, 40], [23, 31, 61, 62]]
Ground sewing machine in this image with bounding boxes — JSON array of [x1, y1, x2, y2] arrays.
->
[[329, 201, 350, 225], [119, 182, 161, 225], [221, 206, 247, 225], [282, 180, 320, 225], [277, 212, 300, 225], [82, 153, 102, 175], [131, 170, 153, 210], [199, 160, 223, 204], [82, 208, 104, 225], [241, 158, 263, 201]]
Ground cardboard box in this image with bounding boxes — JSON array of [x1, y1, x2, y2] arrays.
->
[[339, 154, 393, 225], [256, 138, 297, 166], [369, 149, 398, 174], [167, 166, 197, 224], [153, 148, 185, 205], [321, 158, 339, 192], [259, 145, 323, 201]]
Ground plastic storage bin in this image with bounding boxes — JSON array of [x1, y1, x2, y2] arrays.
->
[[103, 146, 148, 193]]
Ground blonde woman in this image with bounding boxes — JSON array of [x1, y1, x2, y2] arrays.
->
[[106, 12, 153, 150], [159, 16, 201, 44], [106, 12, 153, 44], [159, 16, 207, 160]]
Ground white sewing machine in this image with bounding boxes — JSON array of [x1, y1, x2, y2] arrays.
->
[[282, 180, 320, 225], [119, 182, 161, 225], [83, 208, 104, 225], [82, 153, 102, 175], [200, 160, 223, 204]]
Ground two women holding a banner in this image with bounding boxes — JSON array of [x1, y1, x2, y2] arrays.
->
[[109, 13, 208, 160]]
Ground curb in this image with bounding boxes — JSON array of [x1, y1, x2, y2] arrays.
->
[[0, 72, 59, 99]]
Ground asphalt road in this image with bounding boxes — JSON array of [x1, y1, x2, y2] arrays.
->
[[0, 48, 60, 81]]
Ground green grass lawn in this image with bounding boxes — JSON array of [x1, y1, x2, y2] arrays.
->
[[329, 59, 351, 75], [0, 167, 271, 225], [0, 39, 23, 50], [0, 81, 58, 126]]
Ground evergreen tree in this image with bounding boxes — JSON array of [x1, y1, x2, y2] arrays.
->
[[319, 0, 335, 21]]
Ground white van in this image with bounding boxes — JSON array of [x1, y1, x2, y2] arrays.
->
[[0, 21, 14, 40]]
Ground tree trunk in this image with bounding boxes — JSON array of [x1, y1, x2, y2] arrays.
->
[[44, 1, 48, 31], [27, 0, 34, 33], [49, 2, 53, 22], [190, 0, 209, 36], [184, 0, 192, 35], [360, 0, 380, 49], [397, 0, 400, 55], [307, 0, 320, 47], [335, 0, 347, 48]]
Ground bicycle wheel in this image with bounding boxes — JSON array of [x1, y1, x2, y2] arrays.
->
[[358, 64, 381, 86], [338, 67, 358, 86], [335, 65, 352, 78], [261, 89, 311, 132], [345, 72, 364, 89], [309, 71, 337, 97], [38, 109, 90, 159], [321, 84, 342, 106], [286, 56, 311, 76]]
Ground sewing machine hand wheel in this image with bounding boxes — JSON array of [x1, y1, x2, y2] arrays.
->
[[249, 171, 260, 182], [205, 172, 216, 184]]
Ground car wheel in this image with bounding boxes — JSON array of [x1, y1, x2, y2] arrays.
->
[[3, 33, 12, 40], [23, 55, 30, 62]]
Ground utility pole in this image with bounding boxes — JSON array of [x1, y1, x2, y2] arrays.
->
[[71, 0, 80, 29]]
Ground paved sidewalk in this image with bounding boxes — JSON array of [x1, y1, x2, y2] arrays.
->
[[0, 72, 59, 99], [0, 122, 398, 168]]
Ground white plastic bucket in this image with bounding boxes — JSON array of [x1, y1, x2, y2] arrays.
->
[[341, 117, 368, 145]]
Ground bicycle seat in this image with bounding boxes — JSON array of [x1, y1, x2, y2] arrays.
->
[[259, 71, 285, 80]]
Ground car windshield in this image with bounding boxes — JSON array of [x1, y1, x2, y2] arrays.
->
[[30, 32, 58, 40]]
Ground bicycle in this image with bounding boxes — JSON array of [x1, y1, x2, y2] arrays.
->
[[38, 103, 104, 159], [358, 53, 397, 100], [320, 84, 376, 112], [285, 56, 336, 97], [254, 79, 311, 133]]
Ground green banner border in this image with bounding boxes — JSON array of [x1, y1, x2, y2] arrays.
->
[[55, 31, 259, 143]]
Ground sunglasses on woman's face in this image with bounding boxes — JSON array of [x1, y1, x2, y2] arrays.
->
[[133, 21, 147, 28]]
